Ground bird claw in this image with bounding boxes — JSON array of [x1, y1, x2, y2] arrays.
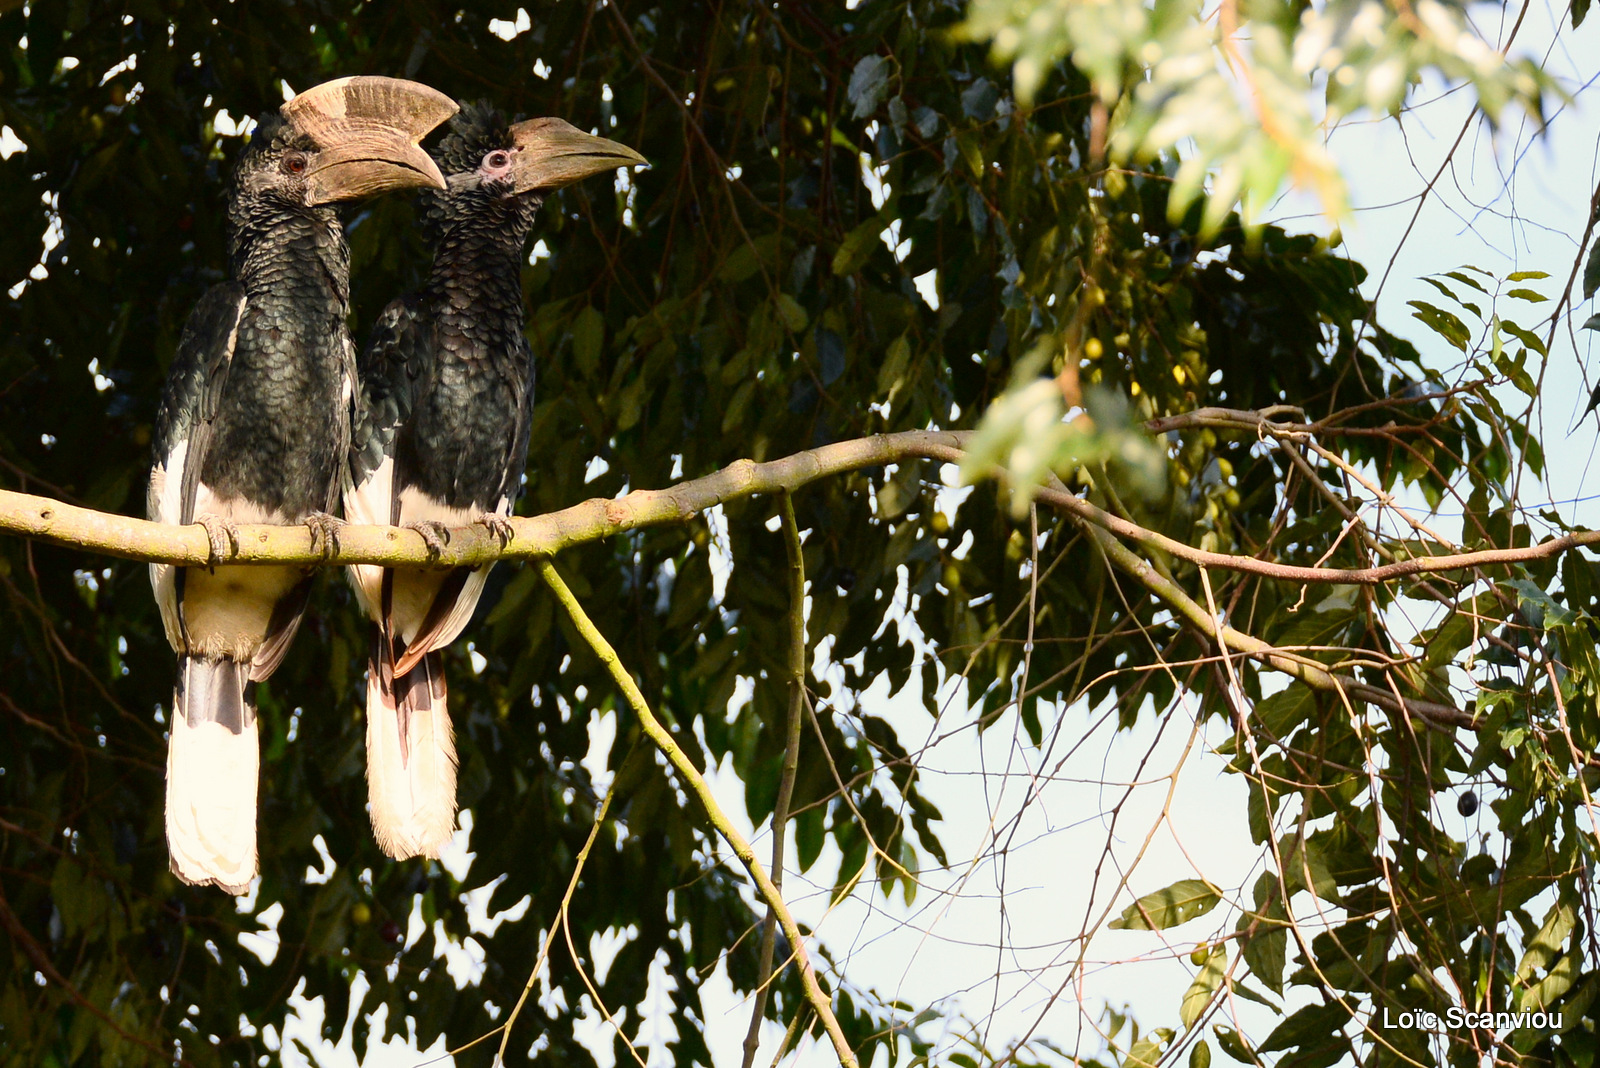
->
[[195, 514, 240, 568], [304, 511, 344, 558], [406, 520, 451, 562], [477, 512, 515, 548]]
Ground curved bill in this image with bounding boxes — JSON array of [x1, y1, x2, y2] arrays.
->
[[283, 76, 459, 204], [508, 118, 648, 194]]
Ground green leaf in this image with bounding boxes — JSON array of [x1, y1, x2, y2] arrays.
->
[[847, 54, 891, 118], [1254, 682, 1315, 741], [1516, 899, 1577, 983], [1125, 1029, 1173, 1068], [1494, 351, 1537, 397], [1212, 1025, 1256, 1064], [1260, 1002, 1348, 1053], [1406, 300, 1470, 352], [877, 334, 912, 402], [955, 129, 986, 179], [1189, 1041, 1212, 1068], [1583, 313, 1600, 332], [1507, 579, 1576, 630], [1238, 898, 1289, 995], [1181, 946, 1226, 1028], [795, 807, 826, 872], [1504, 287, 1548, 303], [1226, 977, 1282, 1013], [1519, 953, 1579, 1011], [961, 79, 1000, 121], [722, 379, 756, 433], [1280, 836, 1335, 900], [833, 217, 885, 276], [1418, 608, 1480, 672], [1586, 238, 1600, 299], [1443, 270, 1489, 293], [1498, 318, 1549, 356], [877, 460, 922, 519], [1506, 270, 1549, 281], [1420, 275, 1479, 317], [773, 293, 808, 333], [570, 305, 605, 377], [1110, 879, 1222, 931], [719, 233, 781, 283]]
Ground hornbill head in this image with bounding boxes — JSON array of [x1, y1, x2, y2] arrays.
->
[[431, 103, 646, 208], [236, 76, 457, 207], [499, 116, 648, 194]]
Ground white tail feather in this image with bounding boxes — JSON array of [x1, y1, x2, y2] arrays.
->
[[166, 658, 258, 894], [366, 650, 458, 859]]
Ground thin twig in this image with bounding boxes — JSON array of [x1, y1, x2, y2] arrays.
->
[[1068, 503, 1479, 729], [535, 558, 860, 1068], [0, 882, 188, 1066], [742, 492, 810, 1068], [492, 779, 621, 1066]]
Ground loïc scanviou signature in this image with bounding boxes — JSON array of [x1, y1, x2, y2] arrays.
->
[[1380, 1007, 1563, 1031]]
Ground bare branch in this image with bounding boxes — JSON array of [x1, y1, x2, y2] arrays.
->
[[535, 559, 861, 1068], [5, 422, 1584, 733], [0, 431, 969, 568], [743, 491, 809, 1068], [3, 429, 1595, 590]]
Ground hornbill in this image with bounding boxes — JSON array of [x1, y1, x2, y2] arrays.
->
[[148, 77, 456, 893], [345, 104, 644, 860]]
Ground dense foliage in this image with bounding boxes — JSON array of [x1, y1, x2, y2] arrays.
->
[[3, 2, 1599, 1067]]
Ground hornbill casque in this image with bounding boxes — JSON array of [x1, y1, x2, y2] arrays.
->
[[148, 77, 457, 893], [345, 104, 645, 860]]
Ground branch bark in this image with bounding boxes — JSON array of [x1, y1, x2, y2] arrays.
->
[[3, 430, 1594, 588], [5, 426, 1581, 734], [0, 431, 969, 568]]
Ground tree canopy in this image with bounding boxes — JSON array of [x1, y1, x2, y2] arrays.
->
[[3, 2, 1600, 1068]]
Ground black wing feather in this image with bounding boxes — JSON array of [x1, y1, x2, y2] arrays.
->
[[496, 333, 536, 512], [351, 294, 433, 525], [150, 283, 247, 526]]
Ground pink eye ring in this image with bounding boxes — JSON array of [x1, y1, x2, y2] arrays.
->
[[483, 150, 511, 171]]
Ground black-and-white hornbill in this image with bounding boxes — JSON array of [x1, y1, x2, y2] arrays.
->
[[148, 77, 456, 893], [345, 104, 644, 860]]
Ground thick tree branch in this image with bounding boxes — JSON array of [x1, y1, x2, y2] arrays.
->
[[2, 430, 1594, 588], [0, 431, 969, 568], [3, 427, 1576, 734], [535, 559, 860, 1068]]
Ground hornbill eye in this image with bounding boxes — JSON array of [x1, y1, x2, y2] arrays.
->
[[483, 150, 511, 172], [283, 152, 309, 175]]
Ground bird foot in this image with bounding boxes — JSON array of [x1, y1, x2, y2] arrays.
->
[[304, 511, 344, 558], [194, 513, 240, 568], [406, 520, 451, 562], [477, 512, 515, 548]]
